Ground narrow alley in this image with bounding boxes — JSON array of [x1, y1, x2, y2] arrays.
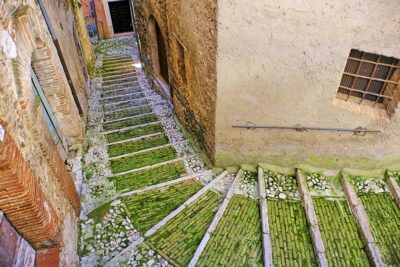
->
[[1, 1, 400, 267]]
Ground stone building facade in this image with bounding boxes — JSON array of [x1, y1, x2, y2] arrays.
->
[[133, 0, 400, 169], [0, 0, 91, 265], [133, 0, 217, 161]]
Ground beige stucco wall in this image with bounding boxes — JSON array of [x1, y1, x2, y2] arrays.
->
[[215, 0, 400, 168]]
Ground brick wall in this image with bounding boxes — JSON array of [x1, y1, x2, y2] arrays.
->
[[0, 123, 60, 248], [0, 1, 85, 263]]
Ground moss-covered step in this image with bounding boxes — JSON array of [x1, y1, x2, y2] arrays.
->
[[101, 87, 142, 98], [109, 161, 186, 192], [147, 190, 223, 266], [103, 98, 148, 113], [313, 197, 370, 266], [110, 146, 178, 174], [106, 123, 164, 143], [197, 195, 262, 267], [123, 179, 203, 233], [267, 199, 316, 267], [105, 106, 152, 122], [103, 114, 158, 131], [108, 134, 169, 158], [101, 93, 145, 105], [359, 193, 400, 266], [102, 77, 138, 87]]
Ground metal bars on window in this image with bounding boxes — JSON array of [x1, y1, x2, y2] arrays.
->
[[336, 49, 400, 109]]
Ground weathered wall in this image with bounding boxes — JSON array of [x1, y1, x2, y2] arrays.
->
[[215, 0, 400, 168], [0, 0, 83, 264], [71, 0, 95, 77], [133, 0, 168, 84], [166, 0, 217, 161], [133, 0, 218, 161], [43, 0, 89, 118]]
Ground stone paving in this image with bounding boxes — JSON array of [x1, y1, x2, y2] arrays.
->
[[79, 36, 400, 267]]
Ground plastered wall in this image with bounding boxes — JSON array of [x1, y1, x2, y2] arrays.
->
[[215, 0, 400, 168]]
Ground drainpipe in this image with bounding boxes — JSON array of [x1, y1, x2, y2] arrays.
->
[[37, 0, 84, 115]]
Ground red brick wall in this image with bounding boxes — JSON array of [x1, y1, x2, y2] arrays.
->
[[36, 246, 60, 267], [0, 122, 60, 249]]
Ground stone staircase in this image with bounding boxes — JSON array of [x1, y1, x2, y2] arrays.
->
[[79, 49, 400, 267]]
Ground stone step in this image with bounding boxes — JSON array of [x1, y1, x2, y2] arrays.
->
[[103, 55, 132, 61], [102, 77, 138, 87], [101, 87, 142, 98], [103, 70, 137, 78], [99, 91, 144, 101], [100, 82, 141, 92], [103, 58, 133, 65], [103, 61, 134, 70], [103, 72, 137, 81]]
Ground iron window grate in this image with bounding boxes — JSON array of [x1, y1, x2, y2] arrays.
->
[[336, 49, 400, 110]]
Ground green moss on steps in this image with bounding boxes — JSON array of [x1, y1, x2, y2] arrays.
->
[[106, 124, 164, 143], [360, 193, 400, 266], [147, 190, 223, 266], [313, 197, 369, 266], [108, 134, 169, 158], [123, 179, 202, 233], [268, 199, 316, 267], [197, 195, 262, 267], [104, 114, 158, 131], [109, 161, 186, 192], [105, 106, 152, 121], [86, 201, 112, 224], [103, 98, 148, 113], [101, 93, 145, 105], [110, 146, 177, 174]]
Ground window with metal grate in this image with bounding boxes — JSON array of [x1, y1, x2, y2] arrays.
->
[[336, 49, 400, 114]]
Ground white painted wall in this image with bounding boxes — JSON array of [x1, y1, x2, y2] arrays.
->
[[215, 0, 400, 167]]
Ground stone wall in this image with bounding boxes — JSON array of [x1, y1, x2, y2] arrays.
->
[[133, 0, 218, 162], [214, 0, 400, 168], [71, 0, 95, 77], [43, 0, 89, 118], [0, 0, 86, 264]]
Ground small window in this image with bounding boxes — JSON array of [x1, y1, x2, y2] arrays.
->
[[176, 38, 187, 85], [336, 49, 400, 112]]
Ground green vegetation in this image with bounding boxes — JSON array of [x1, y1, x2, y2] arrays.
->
[[108, 134, 169, 157], [197, 195, 262, 266], [360, 193, 400, 266], [123, 179, 202, 233], [101, 93, 145, 105], [105, 106, 152, 122], [106, 124, 164, 143], [86, 201, 112, 224], [268, 199, 316, 266], [313, 197, 369, 266], [104, 114, 158, 131], [148, 190, 223, 266], [101, 87, 142, 98], [110, 146, 177, 174], [103, 98, 149, 112], [109, 161, 186, 192]]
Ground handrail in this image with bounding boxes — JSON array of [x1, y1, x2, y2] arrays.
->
[[232, 124, 381, 135]]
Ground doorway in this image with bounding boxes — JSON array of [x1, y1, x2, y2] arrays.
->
[[108, 0, 133, 34], [155, 20, 169, 83], [0, 212, 36, 266]]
